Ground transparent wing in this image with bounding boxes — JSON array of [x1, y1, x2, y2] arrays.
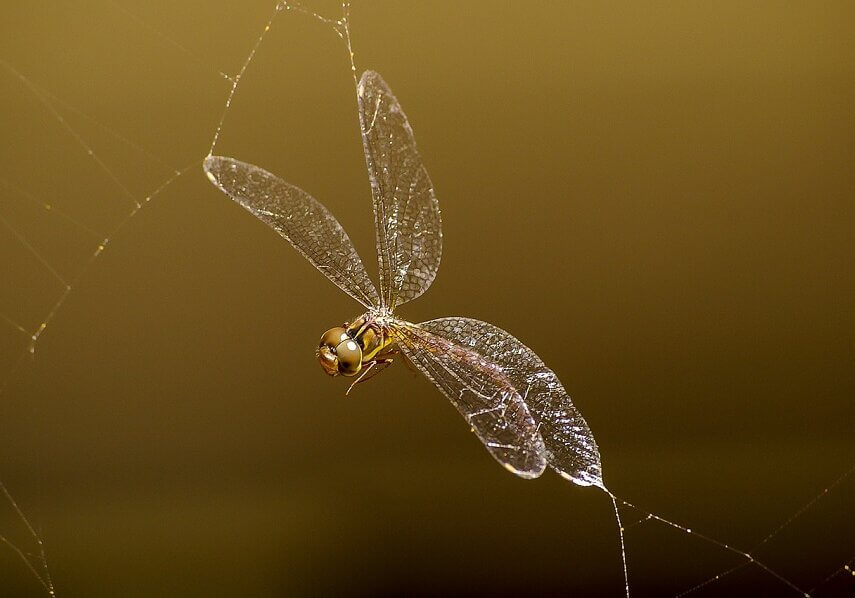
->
[[357, 71, 442, 311], [390, 318, 547, 479], [417, 317, 602, 488], [204, 155, 379, 309]]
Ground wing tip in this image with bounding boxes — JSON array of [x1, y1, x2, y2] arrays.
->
[[202, 154, 230, 186], [357, 69, 389, 98], [504, 462, 546, 480], [558, 469, 605, 489], [203, 156, 218, 186], [202, 153, 220, 170], [203, 155, 262, 191], [359, 69, 379, 83]]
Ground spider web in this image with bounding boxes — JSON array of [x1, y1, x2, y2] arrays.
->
[[0, 2, 852, 596]]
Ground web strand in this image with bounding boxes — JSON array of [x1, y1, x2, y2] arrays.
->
[[0, 212, 70, 289], [14, 79, 179, 176], [0, 60, 141, 209], [0, 4, 257, 589], [0, 482, 55, 597], [0, 177, 102, 239], [208, 2, 357, 157], [0, 42, 222, 394], [751, 461, 855, 553], [280, 2, 358, 85], [673, 462, 855, 597], [610, 493, 810, 596], [808, 556, 855, 595], [208, 11, 278, 156], [0, 314, 29, 336], [0, 25, 212, 592], [605, 489, 631, 598], [104, 0, 234, 84]]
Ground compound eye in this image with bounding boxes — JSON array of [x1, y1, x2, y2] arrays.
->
[[319, 327, 349, 349], [318, 327, 349, 377], [334, 338, 363, 376]]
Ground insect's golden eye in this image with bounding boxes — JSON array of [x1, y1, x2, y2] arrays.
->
[[318, 327, 350, 377], [334, 339, 363, 376], [319, 327, 349, 349]]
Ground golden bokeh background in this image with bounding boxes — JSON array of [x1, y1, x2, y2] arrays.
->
[[1, 1, 853, 596]]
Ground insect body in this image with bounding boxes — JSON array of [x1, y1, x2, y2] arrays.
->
[[204, 70, 603, 488], [318, 313, 394, 382]]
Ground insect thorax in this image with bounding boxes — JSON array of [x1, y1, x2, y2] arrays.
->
[[346, 313, 393, 363]]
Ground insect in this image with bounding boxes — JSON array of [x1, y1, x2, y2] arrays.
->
[[204, 69, 602, 487]]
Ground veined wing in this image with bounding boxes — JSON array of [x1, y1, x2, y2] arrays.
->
[[390, 318, 547, 479], [204, 155, 379, 309], [357, 71, 441, 311], [418, 318, 602, 488]]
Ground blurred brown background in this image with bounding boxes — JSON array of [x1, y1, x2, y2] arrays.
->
[[1, 1, 853, 596]]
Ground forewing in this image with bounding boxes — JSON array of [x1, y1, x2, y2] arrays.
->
[[390, 319, 547, 479], [418, 318, 602, 488], [357, 71, 441, 311], [204, 155, 379, 308]]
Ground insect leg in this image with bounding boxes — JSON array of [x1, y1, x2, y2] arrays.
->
[[345, 356, 395, 395]]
